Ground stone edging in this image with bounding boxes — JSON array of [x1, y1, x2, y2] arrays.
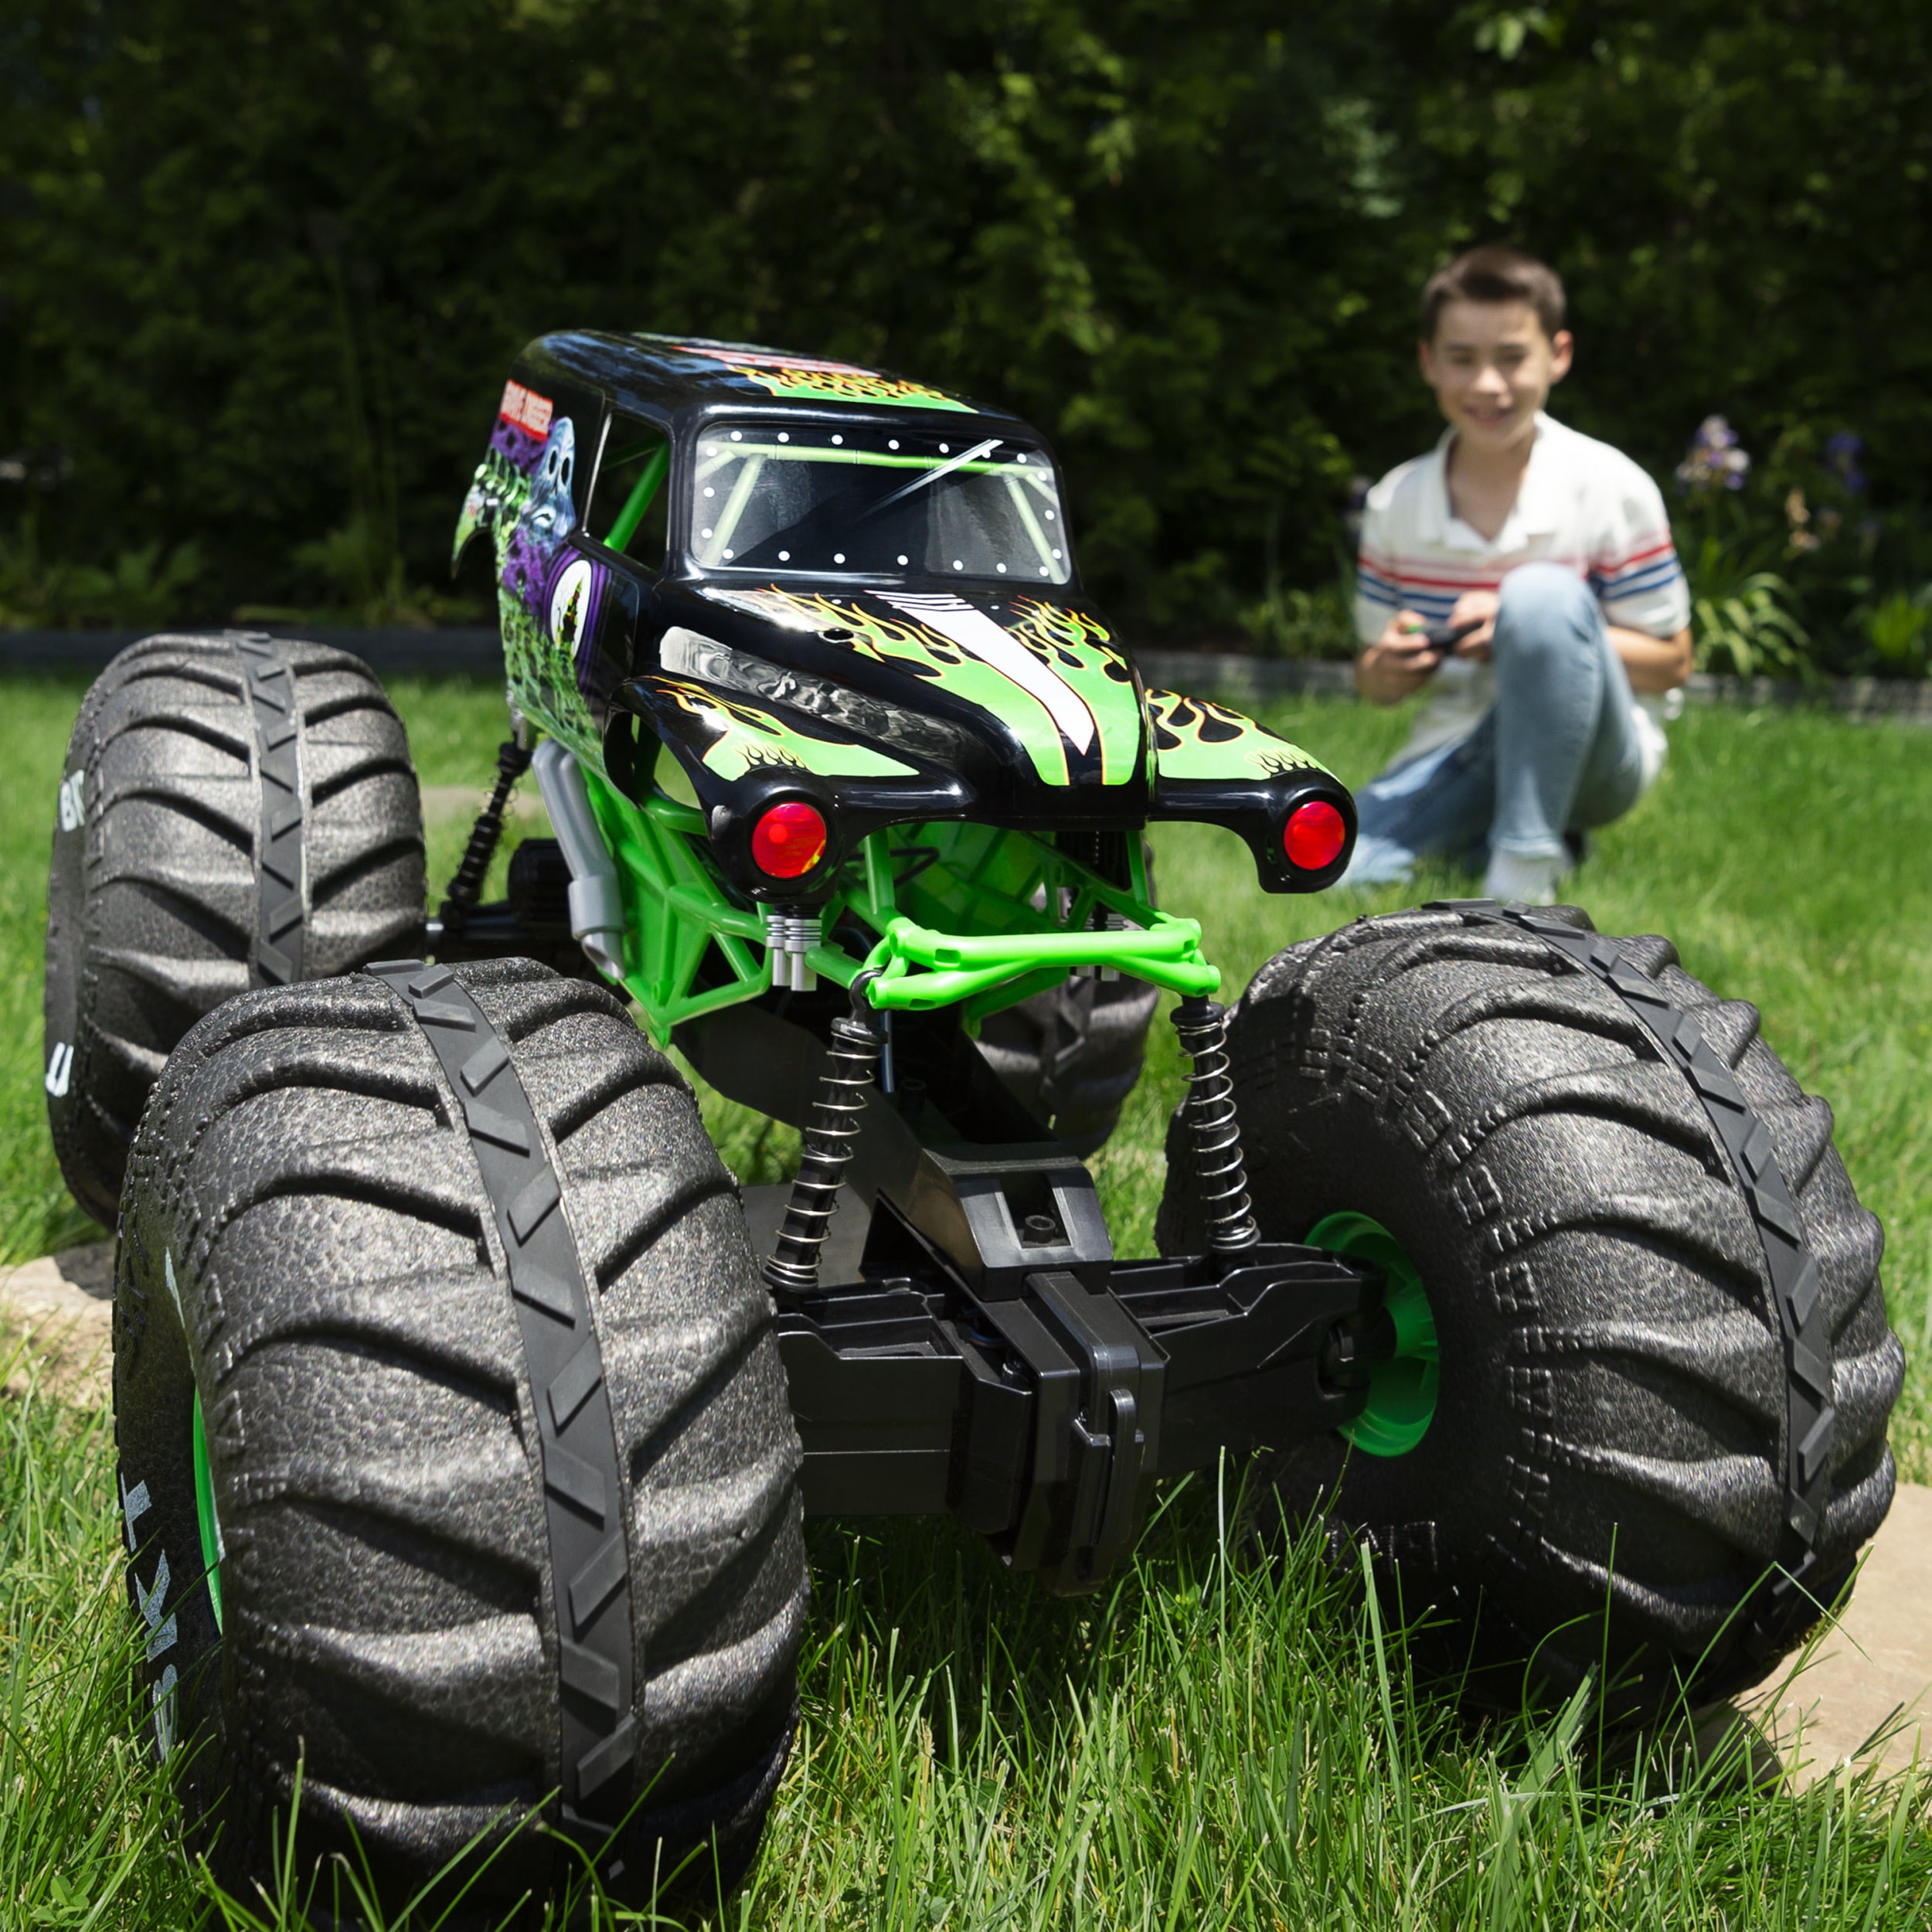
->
[[1134, 651, 1932, 726], [0, 1240, 113, 1403], [2, 628, 1926, 723]]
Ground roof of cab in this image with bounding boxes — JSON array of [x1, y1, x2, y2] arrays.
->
[[516, 329, 1026, 428]]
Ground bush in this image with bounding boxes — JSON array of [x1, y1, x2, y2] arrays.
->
[[0, 2, 1929, 646]]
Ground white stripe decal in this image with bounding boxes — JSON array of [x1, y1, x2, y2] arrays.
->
[[876, 593, 1096, 753]]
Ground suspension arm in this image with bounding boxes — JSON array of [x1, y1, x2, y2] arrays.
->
[[774, 1240, 1386, 1594]]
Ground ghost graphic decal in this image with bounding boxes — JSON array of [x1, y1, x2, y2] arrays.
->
[[527, 417, 577, 540], [502, 415, 579, 620]]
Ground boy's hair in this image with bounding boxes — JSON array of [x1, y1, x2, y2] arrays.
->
[[1420, 245, 1566, 342]]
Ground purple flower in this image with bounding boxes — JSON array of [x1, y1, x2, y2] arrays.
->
[[1825, 431, 1866, 495], [1676, 415, 1751, 495]]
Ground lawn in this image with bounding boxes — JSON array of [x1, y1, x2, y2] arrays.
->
[[1, 672, 1927, 1928]]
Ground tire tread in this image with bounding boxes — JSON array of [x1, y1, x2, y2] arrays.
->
[[115, 960, 804, 1917], [47, 633, 425, 1223], [1158, 903, 1903, 1709]]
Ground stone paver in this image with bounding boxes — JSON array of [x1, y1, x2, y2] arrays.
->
[[1738, 1480, 1932, 1788], [0, 1238, 114, 1403]]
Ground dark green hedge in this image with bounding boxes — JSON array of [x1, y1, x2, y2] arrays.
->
[[1, 2, 1927, 644]]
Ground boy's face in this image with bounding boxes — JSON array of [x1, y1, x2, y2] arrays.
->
[[1418, 299, 1573, 455]]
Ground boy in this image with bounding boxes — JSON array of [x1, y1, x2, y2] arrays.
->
[[1345, 245, 1692, 904]]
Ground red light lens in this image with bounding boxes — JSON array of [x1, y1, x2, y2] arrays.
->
[[750, 800, 828, 879], [1284, 799, 1346, 871]]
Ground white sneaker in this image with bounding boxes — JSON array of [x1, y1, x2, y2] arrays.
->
[[1482, 849, 1570, 906]]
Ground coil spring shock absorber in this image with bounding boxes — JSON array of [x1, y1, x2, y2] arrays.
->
[[763, 975, 885, 1295], [435, 721, 533, 940], [1172, 994, 1260, 1254]]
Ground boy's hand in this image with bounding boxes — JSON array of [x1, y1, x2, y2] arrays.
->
[[1356, 610, 1440, 705], [1446, 588, 1501, 659]]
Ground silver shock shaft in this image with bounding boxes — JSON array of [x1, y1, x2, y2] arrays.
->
[[762, 983, 884, 1294], [1172, 994, 1260, 1253]]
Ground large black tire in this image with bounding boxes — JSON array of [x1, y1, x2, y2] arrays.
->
[[46, 632, 425, 1226], [978, 975, 1160, 1155], [1157, 903, 1903, 1716], [114, 959, 808, 1920]]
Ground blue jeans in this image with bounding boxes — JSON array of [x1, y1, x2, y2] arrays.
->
[[1344, 562, 1648, 886]]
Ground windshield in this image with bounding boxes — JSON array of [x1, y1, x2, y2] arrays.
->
[[684, 420, 1072, 585]]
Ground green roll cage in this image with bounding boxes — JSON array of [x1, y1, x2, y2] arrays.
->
[[566, 419, 1224, 1042], [580, 764, 1219, 1046]]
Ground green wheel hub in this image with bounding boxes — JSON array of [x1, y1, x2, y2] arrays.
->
[[1308, 1210, 1439, 1458], [192, 1388, 225, 1632]]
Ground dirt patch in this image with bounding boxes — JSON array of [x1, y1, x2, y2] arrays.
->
[[420, 784, 549, 828]]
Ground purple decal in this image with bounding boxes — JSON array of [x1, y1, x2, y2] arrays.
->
[[500, 415, 579, 620], [490, 415, 543, 469], [491, 379, 556, 472]]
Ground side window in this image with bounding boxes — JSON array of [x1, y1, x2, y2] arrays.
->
[[586, 413, 671, 566]]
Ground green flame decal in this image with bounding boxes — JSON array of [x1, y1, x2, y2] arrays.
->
[[1145, 689, 1331, 784]]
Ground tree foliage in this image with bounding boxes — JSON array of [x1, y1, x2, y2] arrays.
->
[[0, 1, 1927, 651]]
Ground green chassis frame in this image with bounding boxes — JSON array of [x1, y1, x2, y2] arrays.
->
[[567, 757, 1439, 1487], [579, 765, 1221, 1043]]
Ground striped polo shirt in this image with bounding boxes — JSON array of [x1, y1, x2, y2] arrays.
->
[[1353, 412, 1690, 776]]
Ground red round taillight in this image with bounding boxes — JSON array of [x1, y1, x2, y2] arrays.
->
[[750, 800, 828, 879], [1284, 799, 1346, 872]]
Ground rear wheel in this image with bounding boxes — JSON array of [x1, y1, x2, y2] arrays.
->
[[1157, 903, 1903, 1716], [114, 958, 808, 1917], [46, 631, 424, 1224], [978, 974, 1160, 1155]]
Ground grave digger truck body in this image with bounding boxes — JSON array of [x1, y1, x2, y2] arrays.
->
[[445, 328, 1355, 1029], [442, 331, 1371, 1593], [51, 333, 1901, 1920]]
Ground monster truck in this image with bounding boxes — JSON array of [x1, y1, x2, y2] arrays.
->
[[46, 332, 1903, 1919]]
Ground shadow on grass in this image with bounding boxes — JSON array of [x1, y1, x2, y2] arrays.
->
[[755, 1472, 1930, 1931], [5, 1361, 1927, 1932]]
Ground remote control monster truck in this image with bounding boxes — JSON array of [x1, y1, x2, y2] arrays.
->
[[46, 334, 1903, 1917]]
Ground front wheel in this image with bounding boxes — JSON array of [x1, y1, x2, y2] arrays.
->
[[115, 959, 807, 1917], [1157, 903, 1903, 1716]]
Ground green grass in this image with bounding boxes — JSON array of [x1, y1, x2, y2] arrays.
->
[[1, 673, 1927, 1927]]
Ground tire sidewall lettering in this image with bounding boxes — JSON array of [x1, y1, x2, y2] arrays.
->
[[43, 749, 87, 1148], [116, 1230, 222, 1772], [58, 768, 85, 833], [153, 1662, 179, 1759]]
